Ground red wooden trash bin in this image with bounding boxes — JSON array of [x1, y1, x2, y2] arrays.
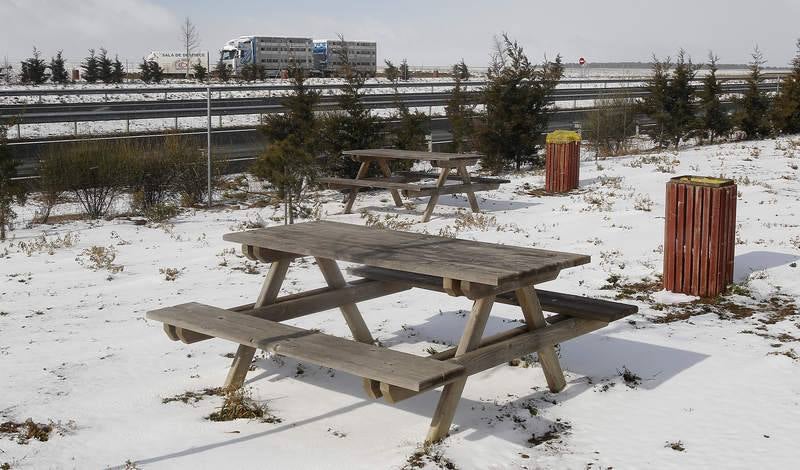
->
[[545, 130, 581, 193], [663, 176, 737, 297]]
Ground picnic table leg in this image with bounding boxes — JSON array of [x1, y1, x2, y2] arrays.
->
[[223, 258, 291, 389], [456, 163, 481, 213], [344, 159, 372, 214], [377, 159, 404, 208], [515, 286, 567, 392], [421, 167, 452, 223], [426, 295, 495, 443], [315, 257, 382, 398]]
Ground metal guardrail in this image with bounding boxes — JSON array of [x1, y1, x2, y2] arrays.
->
[[0, 81, 781, 126], [0, 73, 784, 98]]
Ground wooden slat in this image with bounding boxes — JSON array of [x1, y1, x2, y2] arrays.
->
[[413, 182, 503, 198], [675, 183, 686, 291], [343, 159, 372, 214], [664, 182, 677, 291], [343, 149, 483, 162], [347, 265, 637, 322], [382, 317, 607, 403], [726, 186, 737, 284], [315, 257, 382, 398], [421, 166, 452, 222], [223, 257, 291, 389], [699, 187, 711, 296], [318, 177, 431, 192], [709, 188, 722, 295], [224, 221, 590, 287], [377, 159, 404, 207], [457, 163, 481, 213], [147, 303, 466, 392], [172, 279, 410, 344], [683, 186, 695, 293], [691, 186, 703, 296], [516, 286, 566, 392], [426, 295, 495, 443], [450, 317, 606, 377], [398, 171, 510, 185]]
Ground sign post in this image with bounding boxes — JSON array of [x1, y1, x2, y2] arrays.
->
[[207, 86, 212, 208]]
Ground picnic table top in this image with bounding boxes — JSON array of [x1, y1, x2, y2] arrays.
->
[[342, 149, 483, 162], [223, 221, 590, 287]]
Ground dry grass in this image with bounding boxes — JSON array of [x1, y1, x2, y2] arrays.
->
[[76, 245, 124, 274], [666, 441, 686, 452], [403, 443, 458, 470], [159, 267, 183, 281], [633, 194, 654, 211], [527, 421, 572, 447], [207, 387, 281, 423], [360, 210, 414, 231], [161, 387, 225, 404], [16, 232, 79, 256], [0, 419, 53, 444]]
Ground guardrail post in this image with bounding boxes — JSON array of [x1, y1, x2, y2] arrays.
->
[[125, 119, 129, 134], [73, 121, 78, 136], [16, 123, 21, 139], [174, 116, 178, 130]]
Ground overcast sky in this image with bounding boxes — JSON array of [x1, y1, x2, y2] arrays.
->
[[1, 0, 799, 67]]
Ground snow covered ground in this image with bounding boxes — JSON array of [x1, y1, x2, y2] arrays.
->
[[1, 137, 799, 469]]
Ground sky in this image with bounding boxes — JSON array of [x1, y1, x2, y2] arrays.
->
[[1, 0, 799, 68]]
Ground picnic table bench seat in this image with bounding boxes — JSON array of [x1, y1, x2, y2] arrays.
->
[[318, 176, 508, 198], [347, 266, 637, 323], [317, 176, 434, 192], [397, 171, 511, 185], [148, 302, 466, 392]]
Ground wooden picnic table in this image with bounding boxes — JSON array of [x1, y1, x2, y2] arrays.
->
[[147, 221, 637, 443], [318, 149, 509, 222]]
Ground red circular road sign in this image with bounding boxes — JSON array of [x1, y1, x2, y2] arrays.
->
[[579, 57, 586, 65]]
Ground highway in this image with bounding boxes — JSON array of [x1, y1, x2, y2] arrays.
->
[[0, 80, 780, 125], [2, 75, 778, 177]]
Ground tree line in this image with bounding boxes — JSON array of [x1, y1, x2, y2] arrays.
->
[[588, 40, 800, 156]]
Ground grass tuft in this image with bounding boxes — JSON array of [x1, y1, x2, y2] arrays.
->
[[207, 387, 281, 423]]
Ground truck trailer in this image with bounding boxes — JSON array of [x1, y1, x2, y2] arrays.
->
[[145, 51, 210, 76], [220, 36, 376, 77], [220, 36, 313, 78]]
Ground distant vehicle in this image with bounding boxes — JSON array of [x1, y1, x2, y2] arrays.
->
[[145, 51, 210, 76], [313, 39, 377, 77], [220, 36, 376, 78]]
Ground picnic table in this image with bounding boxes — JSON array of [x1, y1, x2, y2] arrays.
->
[[317, 149, 509, 222], [147, 221, 636, 443]]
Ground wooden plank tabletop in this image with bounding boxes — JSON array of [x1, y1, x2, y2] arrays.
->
[[342, 149, 483, 162], [224, 221, 590, 286]]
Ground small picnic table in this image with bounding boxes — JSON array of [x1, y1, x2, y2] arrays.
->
[[147, 221, 636, 443], [318, 149, 509, 222]]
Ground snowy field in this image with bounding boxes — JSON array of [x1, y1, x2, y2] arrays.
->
[[1, 137, 799, 469]]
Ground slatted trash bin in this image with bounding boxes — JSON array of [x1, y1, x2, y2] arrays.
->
[[664, 176, 737, 297], [545, 130, 581, 193]]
